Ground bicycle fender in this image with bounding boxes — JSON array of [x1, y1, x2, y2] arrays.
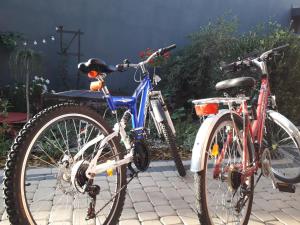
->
[[190, 109, 232, 173], [267, 110, 300, 145], [150, 99, 165, 123]]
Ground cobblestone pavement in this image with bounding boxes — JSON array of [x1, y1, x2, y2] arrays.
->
[[1, 161, 300, 225]]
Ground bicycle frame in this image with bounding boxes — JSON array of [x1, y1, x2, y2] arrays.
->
[[215, 63, 271, 181], [106, 74, 152, 135]]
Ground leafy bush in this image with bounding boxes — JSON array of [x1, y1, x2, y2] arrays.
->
[[0, 76, 54, 114], [161, 17, 300, 149]]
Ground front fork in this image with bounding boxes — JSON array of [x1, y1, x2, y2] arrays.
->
[[149, 91, 176, 136]]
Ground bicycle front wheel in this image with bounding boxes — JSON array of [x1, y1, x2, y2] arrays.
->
[[160, 121, 186, 177], [195, 113, 254, 225], [264, 110, 300, 183], [4, 103, 127, 225]]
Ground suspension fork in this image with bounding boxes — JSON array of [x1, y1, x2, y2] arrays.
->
[[149, 91, 176, 135]]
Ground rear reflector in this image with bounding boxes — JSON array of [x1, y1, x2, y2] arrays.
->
[[195, 103, 219, 116], [88, 70, 99, 78]]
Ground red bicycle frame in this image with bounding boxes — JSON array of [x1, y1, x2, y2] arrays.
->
[[213, 78, 271, 181]]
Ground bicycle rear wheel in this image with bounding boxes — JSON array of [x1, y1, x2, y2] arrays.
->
[[4, 103, 126, 225], [264, 111, 300, 183], [195, 113, 253, 225]]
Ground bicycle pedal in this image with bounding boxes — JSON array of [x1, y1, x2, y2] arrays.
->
[[277, 182, 296, 193]]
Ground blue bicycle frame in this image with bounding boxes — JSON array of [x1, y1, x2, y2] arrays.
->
[[105, 74, 152, 137]]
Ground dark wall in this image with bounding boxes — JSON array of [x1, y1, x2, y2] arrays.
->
[[0, 0, 299, 92]]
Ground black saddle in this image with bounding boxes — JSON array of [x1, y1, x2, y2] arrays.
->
[[78, 58, 117, 74], [215, 77, 256, 91]]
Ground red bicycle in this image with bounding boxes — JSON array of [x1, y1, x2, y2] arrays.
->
[[191, 44, 300, 225]]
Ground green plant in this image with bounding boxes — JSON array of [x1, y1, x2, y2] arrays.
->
[[9, 48, 43, 120], [162, 17, 300, 124], [0, 31, 21, 50], [0, 98, 10, 117]]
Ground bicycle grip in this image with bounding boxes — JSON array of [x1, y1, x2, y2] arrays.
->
[[272, 44, 289, 52], [220, 62, 236, 72], [160, 44, 176, 55]]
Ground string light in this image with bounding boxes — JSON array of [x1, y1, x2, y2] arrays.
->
[[13, 35, 56, 48]]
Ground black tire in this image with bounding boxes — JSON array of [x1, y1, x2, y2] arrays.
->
[[264, 115, 300, 183], [195, 113, 254, 225], [4, 103, 127, 225], [160, 121, 186, 177]]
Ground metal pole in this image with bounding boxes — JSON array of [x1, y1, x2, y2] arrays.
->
[[76, 29, 81, 89]]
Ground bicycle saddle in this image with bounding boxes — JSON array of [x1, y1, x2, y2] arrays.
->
[[215, 77, 256, 91], [78, 58, 117, 74]]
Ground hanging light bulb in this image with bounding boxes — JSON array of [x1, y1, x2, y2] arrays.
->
[[33, 40, 37, 45], [50, 36, 55, 41], [23, 41, 27, 46], [42, 39, 46, 44]]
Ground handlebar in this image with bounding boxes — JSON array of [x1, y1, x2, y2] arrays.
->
[[116, 44, 176, 72], [220, 44, 289, 72]]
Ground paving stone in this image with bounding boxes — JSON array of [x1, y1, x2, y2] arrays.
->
[[265, 221, 285, 225], [177, 188, 194, 198], [129, 189, 149, 202], [286, 200, 300, 210], [271, 211, 300, 225], [253, 198, 279, 212], [147, 191, 169, 206], [124, 196, 133, 208], [120, 208, 137, 220], [144, 186, 160, 193], [5, 160, 300, 225], [169, 199, 190, 210], [39, 179, 57, 188], [119, 219, 141, 225], [160, 215, 182, 224], [184, 195, 195, 204], [177, 208, 200, 225], [155, 205, 176, 217], [72, 209, 101, 225], [156, 181, 173, 188], [171, 181, 189, 189], [49, 222, 71, 225], [162, 171, 178, 177], [281, 207, 300, 221], [138, 211, 159, 221], [142, 220, 163, 225], [32, 211, 51, 221], [33, 188, 55, 201], [139, 177, 156, 187], [49, 205, 73, 222], [267, 199, 290, 209], [53, 194, 73, 205], [252, 210, 276, 222], [161, 187, 181, 200], [30, 201, 53, 211], [133, 202, 154, 213], [151, 172, 167, 181]]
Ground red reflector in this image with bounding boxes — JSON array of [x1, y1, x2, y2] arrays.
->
[[195, 103, 219, 116], [88, 70, 99, 78]]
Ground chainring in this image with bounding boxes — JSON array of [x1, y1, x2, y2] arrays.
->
[[133, 141, 150, 171]]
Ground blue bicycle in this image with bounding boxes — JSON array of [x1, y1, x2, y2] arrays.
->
[[4, 44, 185, 225]]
